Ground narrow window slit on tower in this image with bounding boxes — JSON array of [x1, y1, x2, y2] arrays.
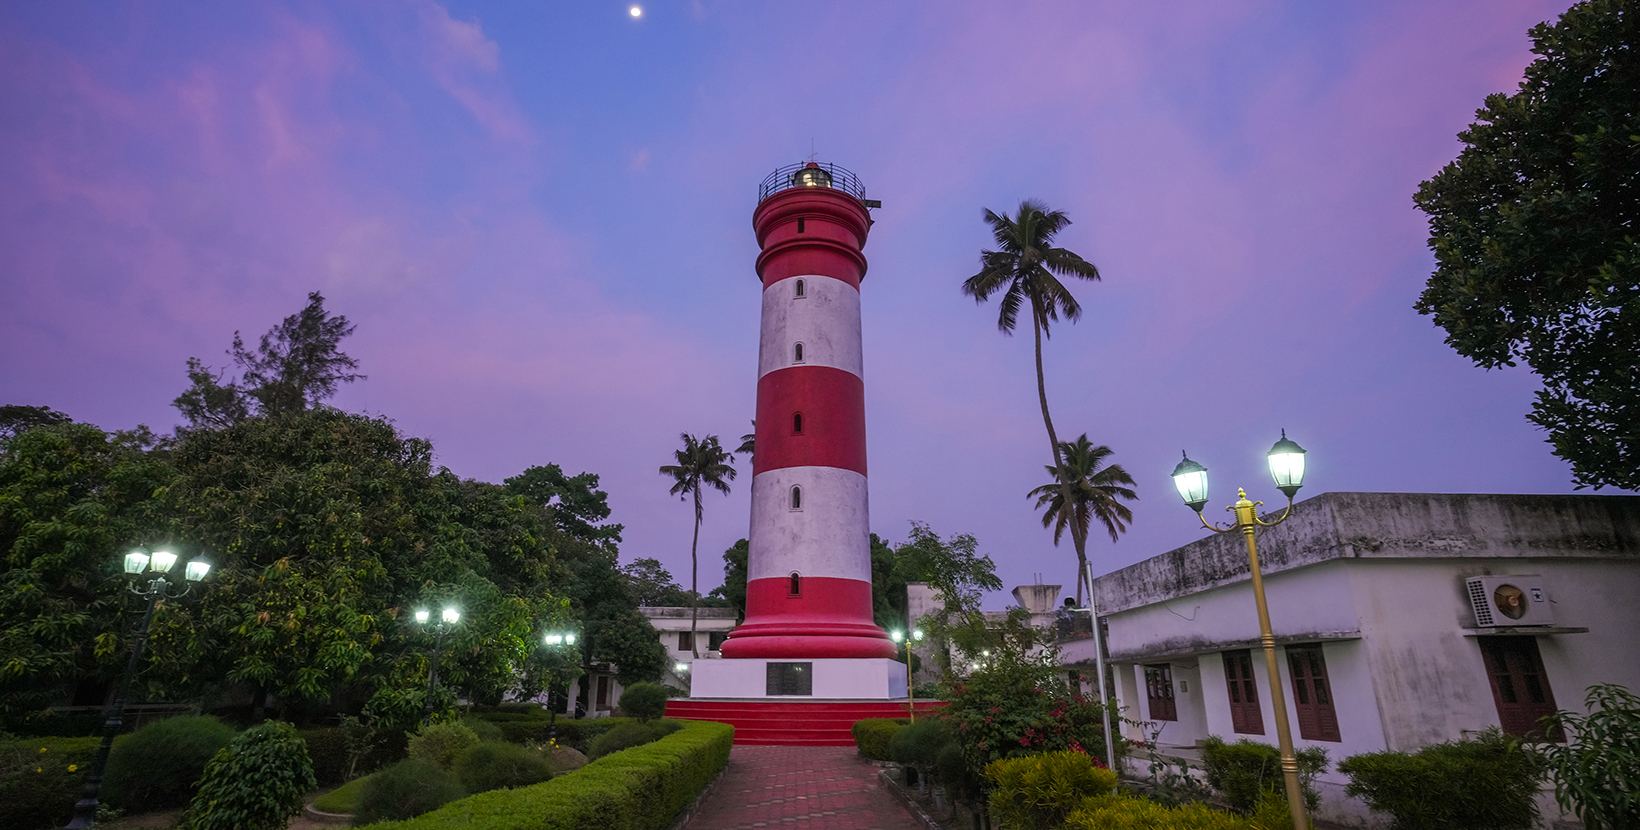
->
[[789, 572, 802, 595], [795, 279, 805, 297], [794, 342, 804, 362], [797, 218, 805, 233], [793, 412, 803, 433], [790, 485, 802, 510]]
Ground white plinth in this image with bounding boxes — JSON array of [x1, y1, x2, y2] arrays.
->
[[689, 657, 908, 699]]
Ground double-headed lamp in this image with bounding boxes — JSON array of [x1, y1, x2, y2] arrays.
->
[[544, 634, 563, 645], [1170, 452, 1209, 512], [1267, 430, 1307, 499]]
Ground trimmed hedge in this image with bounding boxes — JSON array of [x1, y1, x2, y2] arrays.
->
[[0, 736, 105, 830], [1338, 728, 1544, 830], [356, 719, 734, 830], [485, 717, 631, 753], [851, 718, 907, 761], [1064, 792, 1265, 830], [587, 720, 682, 760], [105, 715, 238, 813]]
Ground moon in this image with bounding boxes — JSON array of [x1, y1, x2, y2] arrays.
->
[[629, 6, 642, 17]]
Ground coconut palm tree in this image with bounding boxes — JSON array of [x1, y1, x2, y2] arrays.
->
[[1029, 435, 1138, 606], [659, 433, 737, 658], [961, 198, 1103, 572]]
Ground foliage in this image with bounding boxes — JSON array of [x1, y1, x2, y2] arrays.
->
[[354, 758, 467, 825], [461, 716, 505, 743], [353, 719, 733, 830], [481, 717, 630, 754], [894, 521, 1001, 614], [658, 432, 737, 659], [618, 558, 690, 607], [890, 718, 953, 774], [1064, 792, 1260, 830], [408, 721, 482, 769], [941, 643, 1119, 796], [0, 405, 71, 442], [554, 552, 666, 690], [341, 714, 389, 780], [1140, 734, 1214, 809], [1200, 735, 1327, 814], [587, 719, 683, 759], [1338, 727, 1544, 830], [1412, 0, 1640, 489], [503, 464, 623, 552], [0, 422, 179, 723], [718, 539, 748, 622], [312, 772, 370, 814], [985, 750, 1118, 830], [174, 291, 363, 428], [300, 725, 351, 787], [179, 720, 317, 830], [0, 735, 103, 830], [104, 715, 238, 812], [1536, 684, 1640, 830], [619, 682, 669, 722], [852, 718, 906, 761], [452, 741, 554, 794], [1029, 435, 1137, 602]]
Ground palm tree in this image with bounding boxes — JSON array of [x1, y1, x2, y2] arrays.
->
[[962, 198, 1103, 573], [1029, 436, 1138, 606], [659, 433, 737, 658]]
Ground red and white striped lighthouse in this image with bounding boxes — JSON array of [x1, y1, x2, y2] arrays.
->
[[720, 162, 897, 661]]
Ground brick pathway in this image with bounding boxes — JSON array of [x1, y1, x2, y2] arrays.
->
[[684, 745, 924, 830]]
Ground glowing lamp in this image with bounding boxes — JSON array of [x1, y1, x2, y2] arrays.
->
[[1266, 430, 1307, 499], [184, 559, 211, 582], [790, 163, 832, 189], [1171, 452, 1209, 512], [124, 551, 150, 574], [149, 550, 178, 573], [442, 607, 460, 625], [414, 609, 430, 625]]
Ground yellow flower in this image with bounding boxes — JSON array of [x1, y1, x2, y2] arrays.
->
[[36, 767, 42, 773], [67, 764, 78, 772], [39, 747, 47, 753]]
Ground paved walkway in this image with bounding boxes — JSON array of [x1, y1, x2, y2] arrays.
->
[[684, 745, 924, 830]]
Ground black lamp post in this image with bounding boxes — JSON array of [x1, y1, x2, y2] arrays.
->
[[65, 546, 211, 830], [414, 606, 460, 724], [541, 631, 577, 744]]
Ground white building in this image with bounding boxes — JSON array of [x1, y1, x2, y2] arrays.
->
[[1062, 491, 1640, 828], [638, 606, 739, 692]]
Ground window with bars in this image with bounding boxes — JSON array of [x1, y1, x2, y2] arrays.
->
[[1479, 636, 1563, 741], [678, 631, 693, 652], [1144, 664, 1177, 721], [1223, 649, 1265, 735], [1286, 645, 1341, 742]]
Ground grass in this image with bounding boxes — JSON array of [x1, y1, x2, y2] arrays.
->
[[313, 774, 373, 814]]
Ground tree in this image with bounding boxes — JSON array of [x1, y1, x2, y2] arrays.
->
[[895, 521, 1002, 615], [0, 404, 71, 442], [1028, 436, 1138, 605], [736, 421, 755, 457], [961, 200, 1104, 587], [658, 433, 736, 658], [619, 558, 691, 607], [504, 464, 624, 552], [717, 539, 748, 623], [1536, 684, 1640, 830], [1413, 0, 1640, 490], [173, 291, 363, 428]]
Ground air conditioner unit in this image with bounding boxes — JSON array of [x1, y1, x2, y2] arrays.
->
[[1465, 575, 1554, 627]]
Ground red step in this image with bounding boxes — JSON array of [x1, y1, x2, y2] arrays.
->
[[666, 699, 944, 746]]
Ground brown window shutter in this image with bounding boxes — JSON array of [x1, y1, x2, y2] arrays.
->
[[1479, 636, 1563, 741], [1224, 649, 1264, 735], [1286, 645, 1341, 742]]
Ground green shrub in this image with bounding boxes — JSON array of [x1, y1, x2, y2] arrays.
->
[[0, 736, 103, 830], [452, 742, 554, 793], [105, 715, 238, 812], [588, 719, 682, 759], [1338, 727, 1544, 830], [890, 718, 953, 772], [460, 716, 505, 744], [1536, 683, 1640, 830], [851, 718, 906, 760], [487, 717, 629, 752], [353, 719, 733, 830], [985, 750, 1118, 830], [179, 721, 317, 830], [301, 726, 351, 786], [935, 740, 984, 806], [619, 683, 669, 722], [1065, 792, 1256, 830], [407, 721, 481, 769], [354, 758, 466, 825], [1200, 735, 1328, 814]]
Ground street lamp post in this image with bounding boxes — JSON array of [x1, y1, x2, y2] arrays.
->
[[541, 631, 577, 744], [888, 629, 924, 722], [65, 547, 211, 830], [414, 606, 461, 725], [1170, 430, 1310, 830]]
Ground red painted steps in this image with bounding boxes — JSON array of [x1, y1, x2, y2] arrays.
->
[[666, 699, 944, 746]]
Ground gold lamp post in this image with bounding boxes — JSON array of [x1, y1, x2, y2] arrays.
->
[[1170, 430, 1310, 830], [889, 628, 924, 721]]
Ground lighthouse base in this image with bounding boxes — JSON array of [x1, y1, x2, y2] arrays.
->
[[688, 657, 907, 699]]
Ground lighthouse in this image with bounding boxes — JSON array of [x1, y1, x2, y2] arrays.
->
[[721, 161, 896, 661], [685, 162, 907, 710]]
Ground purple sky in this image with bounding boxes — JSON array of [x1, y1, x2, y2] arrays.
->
[[0, 1, 1594, 609]]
